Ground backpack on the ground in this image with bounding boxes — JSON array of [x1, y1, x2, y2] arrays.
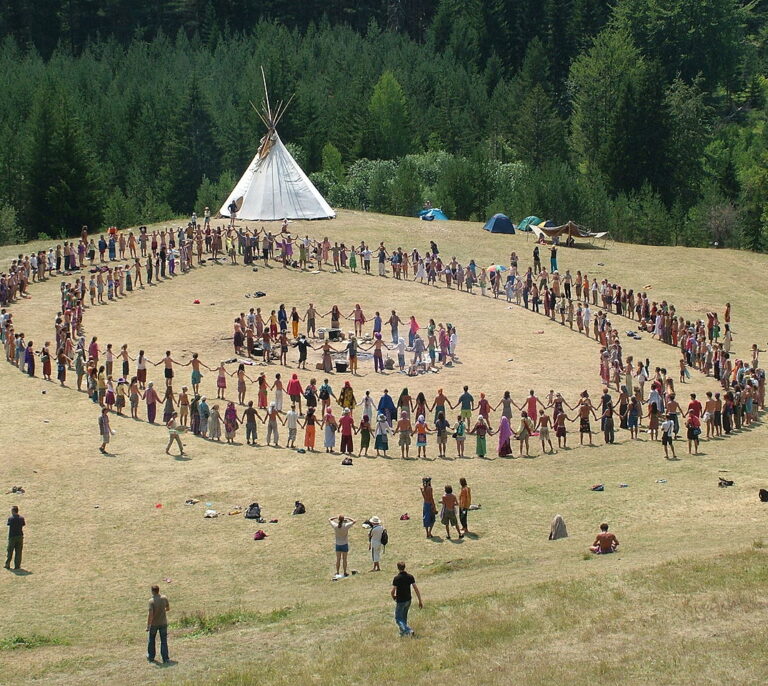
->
[[759, 489, 768, 502], [245, 502, 262, 519], [292, 501, 306, 515]]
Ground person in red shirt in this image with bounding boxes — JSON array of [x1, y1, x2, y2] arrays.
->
[[687, 393, 702, 418], [589, 523, 619, 554], [338, 408, 356, 455]]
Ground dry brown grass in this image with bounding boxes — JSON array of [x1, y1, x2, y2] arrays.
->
[[0, 210, 766, 685]]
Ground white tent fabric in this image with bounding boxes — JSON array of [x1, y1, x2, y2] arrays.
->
[[219, 132, 335, 221]]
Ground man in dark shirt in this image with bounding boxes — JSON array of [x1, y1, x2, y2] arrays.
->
[[390, 561, 423, 637], [5, 506, 25, 570]]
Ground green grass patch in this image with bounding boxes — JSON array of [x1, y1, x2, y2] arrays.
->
[[172, 607, 295, 638], [0, 634, 66, 650]]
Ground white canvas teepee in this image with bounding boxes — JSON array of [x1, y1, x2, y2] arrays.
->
[[219, 73, 335, 222]]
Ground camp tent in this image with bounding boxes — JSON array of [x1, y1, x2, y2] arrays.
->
[[419, 208, 448, 221], [219, 72, 335, 222], [517, 216, 541, 232], [483, 213, 516, 234]]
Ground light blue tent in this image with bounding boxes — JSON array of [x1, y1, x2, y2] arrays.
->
[[517, 216, 541, 232], [418, 208, 449, 221], [483, 213, 516, 234]]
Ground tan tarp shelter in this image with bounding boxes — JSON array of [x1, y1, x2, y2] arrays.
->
[[531, 220, 609, 241]]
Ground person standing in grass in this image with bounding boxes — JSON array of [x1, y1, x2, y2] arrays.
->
[[5, 506, 24, 570], [440, 485, 463, 539], [330, 515, 356, 577], [98, 407, 113, 453], [165, 412, 185, 456], [459, 478, 471, 535], [146, 584, 171, 664], [661, 413, 677, 459], [391, 561, 423, 637]]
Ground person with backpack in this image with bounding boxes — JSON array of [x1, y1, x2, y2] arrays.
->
[[368, 516, 386, 572]]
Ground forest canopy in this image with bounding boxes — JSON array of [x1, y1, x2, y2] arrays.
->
[[0, 0, 767, 250]]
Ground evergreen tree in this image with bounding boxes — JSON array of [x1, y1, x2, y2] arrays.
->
[[160, 80, 221, 212], [364, 71, 412, 160], [511, 85, 566, 168], [24, 94, 102, 238]]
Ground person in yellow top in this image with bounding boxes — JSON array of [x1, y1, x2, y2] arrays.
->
[[459, 477, 472, 534]]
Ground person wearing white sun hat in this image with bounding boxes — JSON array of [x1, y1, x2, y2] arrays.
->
[[368, 516, 384, 571]]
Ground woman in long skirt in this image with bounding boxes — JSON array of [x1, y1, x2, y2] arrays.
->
[[421, 477, 436, 538], [209, 404, 222, 441], [224, 402, 239, 444], [497, 416, 513, 457], [374, 414, 391, 457], [302, 408, 317, 451], [323, 408, 337, 452]]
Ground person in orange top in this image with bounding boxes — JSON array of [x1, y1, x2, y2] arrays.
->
[[589, 523, 619, 554], [458, 477, 472, 534]]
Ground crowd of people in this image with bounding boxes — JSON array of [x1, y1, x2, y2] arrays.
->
[[1, 219, 765, 464]]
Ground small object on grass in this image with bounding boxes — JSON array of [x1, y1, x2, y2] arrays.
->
[[591, 484, 604, 492], [184, 498, 199, 505], [155, 503, 162, 509], [253, 530, 267, 540], [269, 518, 279, 523], [399, 513, 410, 520], [204, 509, 219, 518], [163, 578, 173, 583], [193, 299, 200, 304], [341, 457, 353, 465], [468, 504, 481, 510], [718, 478, 734, 488], [655, 479, 667, 483], [41, 390, 47, 394], [535, 330, 544, 334], [619, 483, 629, 488]]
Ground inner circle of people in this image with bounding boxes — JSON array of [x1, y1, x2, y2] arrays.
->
[[2, 216, 764, 461]]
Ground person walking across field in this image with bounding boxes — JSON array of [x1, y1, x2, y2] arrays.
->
[[146, 584, 171, 664], [5, 506, 25, 570], [391, 561, 423, 637]]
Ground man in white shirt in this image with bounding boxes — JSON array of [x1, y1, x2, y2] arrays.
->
[[661, 414, 676, 459], [285, 404, 299, 448]]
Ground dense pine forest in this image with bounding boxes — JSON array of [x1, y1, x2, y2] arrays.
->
[[1, 0, 767, 249]]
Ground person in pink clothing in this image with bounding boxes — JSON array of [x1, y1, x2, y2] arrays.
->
[[408, 315, 420, 347], [338, 408, 356, 455]]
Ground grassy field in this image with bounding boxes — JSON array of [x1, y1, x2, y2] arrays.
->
[[1, 210, 767, 685]]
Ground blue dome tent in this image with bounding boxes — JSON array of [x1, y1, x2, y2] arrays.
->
[[483, 213, 516, 234], [418, 208, 449, 221]]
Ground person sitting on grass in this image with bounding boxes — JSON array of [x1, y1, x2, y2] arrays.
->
[[589, 522, 619, 554]]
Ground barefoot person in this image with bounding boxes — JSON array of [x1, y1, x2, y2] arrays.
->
[[440, 484, 463, 539], [165, 411, 185, 456], [589, 522, 619, 554], [421, 477, 436, 538], [330, 514, 356, 578], [98, 407, 113, 453]]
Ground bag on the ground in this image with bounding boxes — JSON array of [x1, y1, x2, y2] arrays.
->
[[292, 501, 306, 515], [718, 478, 734, 488], [253, 530, 267, 540], [759, 489, 768, 502], [245, 502, 262, 519]]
